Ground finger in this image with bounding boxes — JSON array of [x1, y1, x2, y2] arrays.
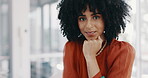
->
[[83, 40, 87, 44], [97, 36, 103, 42], [96, 37, 103, 46]]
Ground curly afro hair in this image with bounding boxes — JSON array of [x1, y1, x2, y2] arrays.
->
[[57, 0, 131, 44]]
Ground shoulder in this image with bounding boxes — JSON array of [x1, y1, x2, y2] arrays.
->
[[110, 39, 135, 54], [108, 39, 135, 59], [64, 41, 82, 54], [64, 41, 79, 49], [63, 41, 82, 64], [107, 39, 135, 67], [64, 41, 75, 52]]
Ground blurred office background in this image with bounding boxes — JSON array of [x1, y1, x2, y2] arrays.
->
[[0, 0, 148, 78]]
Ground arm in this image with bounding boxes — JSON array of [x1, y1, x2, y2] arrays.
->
[[85, 56, 101, 78], [106, 42, 135, 78], [63, 42, 79, 78], [83, 36, 103, 78]]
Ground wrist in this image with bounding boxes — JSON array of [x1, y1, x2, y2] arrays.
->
[[85, 56, 100, 78], [85, 55, 96, 62]]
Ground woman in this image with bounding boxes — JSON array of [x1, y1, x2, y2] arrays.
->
[[57, 0, 135, 78]]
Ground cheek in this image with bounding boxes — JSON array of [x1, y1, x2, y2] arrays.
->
[[78, 23, 85, 31], [96, 22, 105, 31]]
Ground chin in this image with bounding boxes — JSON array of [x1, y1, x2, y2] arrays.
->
[[86, 37, 97, 40]]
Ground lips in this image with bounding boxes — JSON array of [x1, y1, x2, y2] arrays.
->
[[85, 31, 96, 36]]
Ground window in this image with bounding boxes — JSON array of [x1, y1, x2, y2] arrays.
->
[[0, 0, 10, 78], [0, 0, 148, 78], [30, 0, 66, 78]]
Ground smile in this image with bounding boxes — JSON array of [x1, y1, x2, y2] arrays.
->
[[85, 31, 96, 36]]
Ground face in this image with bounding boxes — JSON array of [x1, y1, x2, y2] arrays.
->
[[78, 7, 105, 40]]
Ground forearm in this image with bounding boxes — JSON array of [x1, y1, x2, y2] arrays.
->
[[82, 37, 103, 78], [85, 56, 100, 78]]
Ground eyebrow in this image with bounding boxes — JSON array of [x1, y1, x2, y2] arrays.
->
[[92, 13, 101, 15], [78, 13, 101, 16]]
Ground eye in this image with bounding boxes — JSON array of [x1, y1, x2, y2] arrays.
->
[[78, 17, 86, 21], [93, 16, 100, 20]]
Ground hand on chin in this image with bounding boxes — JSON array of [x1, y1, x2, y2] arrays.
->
[[86, 37, 98, 41]]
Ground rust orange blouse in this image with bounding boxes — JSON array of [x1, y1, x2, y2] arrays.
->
[[63, 39, 135, 78]]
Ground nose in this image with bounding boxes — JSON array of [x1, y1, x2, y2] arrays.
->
[[86, 19, 93, 29]]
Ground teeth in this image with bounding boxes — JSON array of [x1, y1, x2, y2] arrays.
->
[[87, 32, 95, 33]]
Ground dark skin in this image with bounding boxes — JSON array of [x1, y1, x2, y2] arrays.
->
[[78, 6, 106, 78]]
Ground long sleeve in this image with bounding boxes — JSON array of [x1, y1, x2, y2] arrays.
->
[[106, 42, 135, 78], [63, 40, 135, 78], [93, 72, 102, 78], [63, 42, 79, 78]]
